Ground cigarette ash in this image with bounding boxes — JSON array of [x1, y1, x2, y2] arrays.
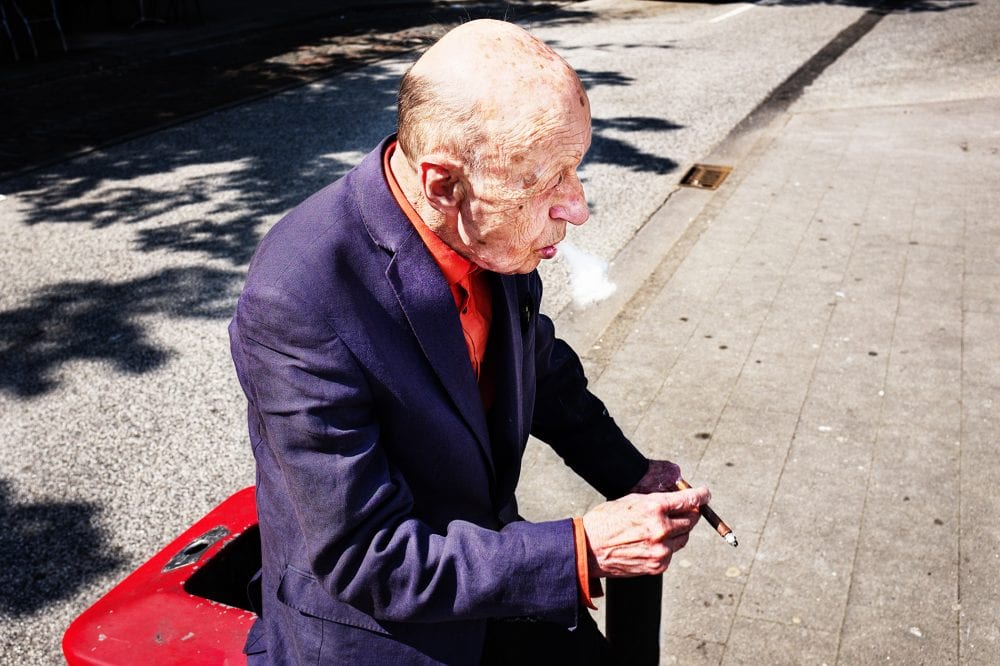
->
[[559, 241, 616, 308]]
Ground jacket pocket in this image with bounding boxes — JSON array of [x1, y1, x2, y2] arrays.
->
[[243, 618, 267, 655], [276, 565, 391, 636]]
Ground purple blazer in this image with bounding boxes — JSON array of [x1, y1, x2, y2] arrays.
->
[[229, 137, 648, 664]]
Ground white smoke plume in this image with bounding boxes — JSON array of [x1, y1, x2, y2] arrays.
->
[[559, 240, 617, 308]]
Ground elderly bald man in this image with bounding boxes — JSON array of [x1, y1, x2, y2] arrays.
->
[[230, 18, 709, 665]]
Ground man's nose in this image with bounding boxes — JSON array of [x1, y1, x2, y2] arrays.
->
[[550, 174, 589, 226]]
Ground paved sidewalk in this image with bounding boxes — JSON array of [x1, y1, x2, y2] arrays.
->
[[645, 96, 999, 664], [524, 84, 1000, 664]]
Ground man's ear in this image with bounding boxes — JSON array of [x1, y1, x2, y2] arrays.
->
[[420, 161, 464, 214]]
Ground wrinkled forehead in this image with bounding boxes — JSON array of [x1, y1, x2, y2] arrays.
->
[[475, 99, 592, 196]]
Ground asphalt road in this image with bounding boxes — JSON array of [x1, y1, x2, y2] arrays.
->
[[0, 1, 581, 179], [2, 0, 995, 662]]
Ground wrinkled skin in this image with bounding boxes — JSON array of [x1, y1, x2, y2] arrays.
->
[[453, 102, 592, 274], [583, 487, 708, 577], [391, 19, 591, 275]]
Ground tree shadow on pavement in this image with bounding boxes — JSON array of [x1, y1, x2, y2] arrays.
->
[[576, 66, 684, 175], [1, 22, 686, 398], [0, 266, 243, 397], [589, 117, 682, 175], [0, 1, 599, 180], [7, 62, 403, 266], [0, 479, 124, 617], [8, 52, 686, 265]]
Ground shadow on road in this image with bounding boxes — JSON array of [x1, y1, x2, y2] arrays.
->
[[0, 479, 124, 617], [1, 11, 691, 399], [7, 58, 688, 251], [0, 267, 243, 397], [590, 117, 682, 175], [0, 2, 598, 180]]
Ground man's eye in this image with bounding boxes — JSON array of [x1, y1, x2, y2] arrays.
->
[[550, 174, 564, 190]]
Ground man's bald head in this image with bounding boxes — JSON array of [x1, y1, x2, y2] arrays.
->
[[396, 19, 589, 172], [391, 20, 592, 274]]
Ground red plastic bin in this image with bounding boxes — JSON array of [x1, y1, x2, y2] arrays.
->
[[63, 487, 259, 665]]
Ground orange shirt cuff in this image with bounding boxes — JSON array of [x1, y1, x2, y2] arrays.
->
[[572, 516, 603, 610]]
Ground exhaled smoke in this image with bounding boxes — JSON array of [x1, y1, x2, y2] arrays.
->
[[560, 240, 616, 308]]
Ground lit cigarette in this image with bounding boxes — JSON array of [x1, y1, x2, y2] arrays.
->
[[675, 478, 738, 548]]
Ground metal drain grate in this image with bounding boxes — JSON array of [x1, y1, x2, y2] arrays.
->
[[680, 164, 732, 190]]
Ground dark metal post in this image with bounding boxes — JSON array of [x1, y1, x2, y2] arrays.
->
[[605, 574, 662, 665]]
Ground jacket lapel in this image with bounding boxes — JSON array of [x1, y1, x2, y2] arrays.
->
[[383, 214, 495, 477]]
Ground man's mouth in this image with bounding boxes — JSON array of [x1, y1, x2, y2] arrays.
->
[[538, 245, 559, 260]]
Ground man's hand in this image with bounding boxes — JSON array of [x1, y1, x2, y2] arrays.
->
[[628, 459, 682, 494], [581, 486, 710, 577]]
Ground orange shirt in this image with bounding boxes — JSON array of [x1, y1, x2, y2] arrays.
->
[[382, 142, 599, 610]]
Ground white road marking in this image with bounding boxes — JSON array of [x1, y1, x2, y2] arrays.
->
[[709, 4, 755, 24]]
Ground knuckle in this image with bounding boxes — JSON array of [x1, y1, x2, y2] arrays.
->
[[650, 542, 671, 561], [649, 522, 669, 542]]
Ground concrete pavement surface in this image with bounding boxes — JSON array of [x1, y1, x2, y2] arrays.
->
[[1, 0, 998, 664]]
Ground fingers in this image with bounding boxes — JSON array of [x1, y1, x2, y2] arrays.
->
[[655, 486, 711, 514], [663, 508, 699, 534], [628, 531, 690, 577], [582, 487, 711, 578], [638, 525, 693, 575]]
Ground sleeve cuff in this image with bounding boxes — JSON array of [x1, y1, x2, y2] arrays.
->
[[572, 516, 603, 610]]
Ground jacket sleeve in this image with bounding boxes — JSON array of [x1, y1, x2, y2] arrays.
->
[[230, 283, 579, 625], [529, 289, 649, 500]]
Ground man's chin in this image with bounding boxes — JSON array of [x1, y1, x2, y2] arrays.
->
[[477, 250, 547, 275]]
